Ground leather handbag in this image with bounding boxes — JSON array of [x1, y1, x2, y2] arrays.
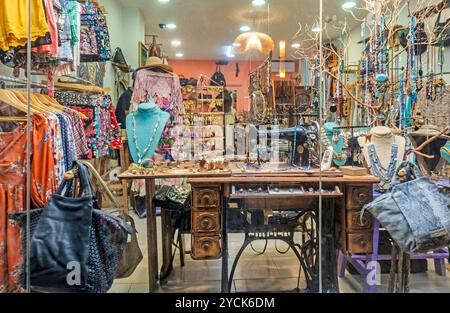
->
[[115, 212, 143, 279], [18, 161, 132, 293], [30, 161, 95, 292], [363, 176, 450, 253], [433, 10, 450, 47], [112, 47, 131, 72]]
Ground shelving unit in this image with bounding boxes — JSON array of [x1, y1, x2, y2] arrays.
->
[[181, 85, 226, 160]]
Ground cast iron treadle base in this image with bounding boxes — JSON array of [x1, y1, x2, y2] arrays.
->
[[227, 208, 319, 293]]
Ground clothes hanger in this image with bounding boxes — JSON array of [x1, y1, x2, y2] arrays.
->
[[33, 94, 63, 113], [38, 94, 88, 120], [14, 92, 51, 114], [0, 89, 39, 114]]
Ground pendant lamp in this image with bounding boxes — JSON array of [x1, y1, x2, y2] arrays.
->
[[233, 31, 274, 56]]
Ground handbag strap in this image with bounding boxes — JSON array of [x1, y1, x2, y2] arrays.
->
[[56, 161, 94, 197]]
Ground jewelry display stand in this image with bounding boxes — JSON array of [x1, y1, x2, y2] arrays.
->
[[126, 102, 170, 164], [358, 126, 406, 190]]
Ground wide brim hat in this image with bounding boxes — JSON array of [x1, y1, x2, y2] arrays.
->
[[136, 56, 173, 73], [410, 125, 450, 140]]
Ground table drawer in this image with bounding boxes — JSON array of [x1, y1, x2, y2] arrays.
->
[[347, 232, 373, 254], [192, 187, 220, 209], [346, 185, 373, 210], [192, 211, 220, 233], [191, 235, 221, 260], [346, 210, 373, 232]]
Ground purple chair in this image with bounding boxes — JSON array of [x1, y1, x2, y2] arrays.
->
[[338, 217, 449, 293]]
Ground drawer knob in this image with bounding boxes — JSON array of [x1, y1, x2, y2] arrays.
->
[[359, 240, 367, 247], [202, 242, 211, 251], [356, 192, 368, 204], [201, 218, 211, 229]]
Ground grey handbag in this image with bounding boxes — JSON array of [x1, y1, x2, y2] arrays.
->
[[362, 176, 450, 253]]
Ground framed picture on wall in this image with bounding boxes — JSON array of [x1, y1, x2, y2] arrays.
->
[[138, 42, 148, 67]]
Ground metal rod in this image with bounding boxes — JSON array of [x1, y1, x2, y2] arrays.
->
[[25, 0, 32, 294], [0, 75, 47, 88], [318, 0, 323, 294]]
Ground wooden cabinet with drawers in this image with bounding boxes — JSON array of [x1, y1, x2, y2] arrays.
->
[[341, 184, 374, 254], [191, 185, 222, 260]]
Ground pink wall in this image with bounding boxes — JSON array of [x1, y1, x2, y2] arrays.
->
[[168, 59, 262, 112]]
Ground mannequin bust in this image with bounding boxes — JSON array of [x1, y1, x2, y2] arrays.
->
[[358, 126, 405, 190], [321, 122, 348, 167], [126, 101, 170, 164]]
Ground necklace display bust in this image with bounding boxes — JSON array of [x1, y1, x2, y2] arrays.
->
[[321, 122, 348, 167], [358, 126, 405, 190], [126, 101, 170, 164]]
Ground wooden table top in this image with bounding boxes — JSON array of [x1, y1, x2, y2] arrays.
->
[[118, 162, 380, 184]]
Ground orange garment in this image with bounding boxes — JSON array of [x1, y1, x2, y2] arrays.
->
[[0, 124, 27, 292], [31, 0, 58, 55], [0, 115, 55, 292], [31, 114, 56, 208]]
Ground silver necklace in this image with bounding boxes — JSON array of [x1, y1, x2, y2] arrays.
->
[[131, 113, 161, 164]]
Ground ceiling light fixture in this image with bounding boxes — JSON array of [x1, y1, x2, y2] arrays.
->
[[176, 52, 184, 57], [240, 25, 251, 32], [291, 42, 301, 49], [158, 0, 170, 3], [279, 40, 286, 79], [233, 31, 274, 56], [252, 0, 266, 6], [342, 1, 356, 9], [171, 40, 181, 46], [166, 23, 177, 29]]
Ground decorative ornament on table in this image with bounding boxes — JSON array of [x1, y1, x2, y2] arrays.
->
[[320, 122, 348, 167]]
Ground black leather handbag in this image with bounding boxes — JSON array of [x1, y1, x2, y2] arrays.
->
[[30, 161, 95, 292], [25, 161, 132, 293]]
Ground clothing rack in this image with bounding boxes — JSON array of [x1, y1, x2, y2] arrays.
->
[[0, 75, 47, 89]]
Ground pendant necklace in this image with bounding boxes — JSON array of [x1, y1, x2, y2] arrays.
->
[[320, 128, 348, 162], [132, 113, 162, 164]]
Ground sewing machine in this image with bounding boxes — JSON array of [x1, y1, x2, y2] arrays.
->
[[253, 123, 320, 166]]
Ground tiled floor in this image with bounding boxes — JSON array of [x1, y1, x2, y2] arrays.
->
[[111, 213, 450, 293]]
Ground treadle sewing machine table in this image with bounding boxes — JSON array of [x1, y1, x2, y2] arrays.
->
[[119, 163, 379, 293]]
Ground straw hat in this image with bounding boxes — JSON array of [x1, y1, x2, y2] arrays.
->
[[136, 56, 173, 73], [410, 125, 450, 140]]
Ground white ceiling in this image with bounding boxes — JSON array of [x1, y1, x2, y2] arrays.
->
[[118, 0, 362, 60]]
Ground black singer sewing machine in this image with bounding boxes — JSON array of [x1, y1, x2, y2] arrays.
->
[[251, 123, 319, 166]]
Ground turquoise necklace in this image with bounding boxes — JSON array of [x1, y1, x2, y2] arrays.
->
[[320, 128, 348, 166]]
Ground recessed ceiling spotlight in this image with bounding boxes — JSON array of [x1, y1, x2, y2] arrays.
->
[[291, 43, 301, 49], [252, 0, 266, 6], [171, 40, 181, 46], [312, 26, 321, 33], [342, 1, 356, 9], [176, 52, 184, 57], [166, 23, 177, 29], [232, 43, 241, 47], [240, 25, 251, 32], [158, 0, 170, 3]]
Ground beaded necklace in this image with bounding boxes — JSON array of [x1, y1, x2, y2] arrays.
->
[[320, 128, 348, 162], [367, 141, 398, 189], [131, 113, 161, 164]]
